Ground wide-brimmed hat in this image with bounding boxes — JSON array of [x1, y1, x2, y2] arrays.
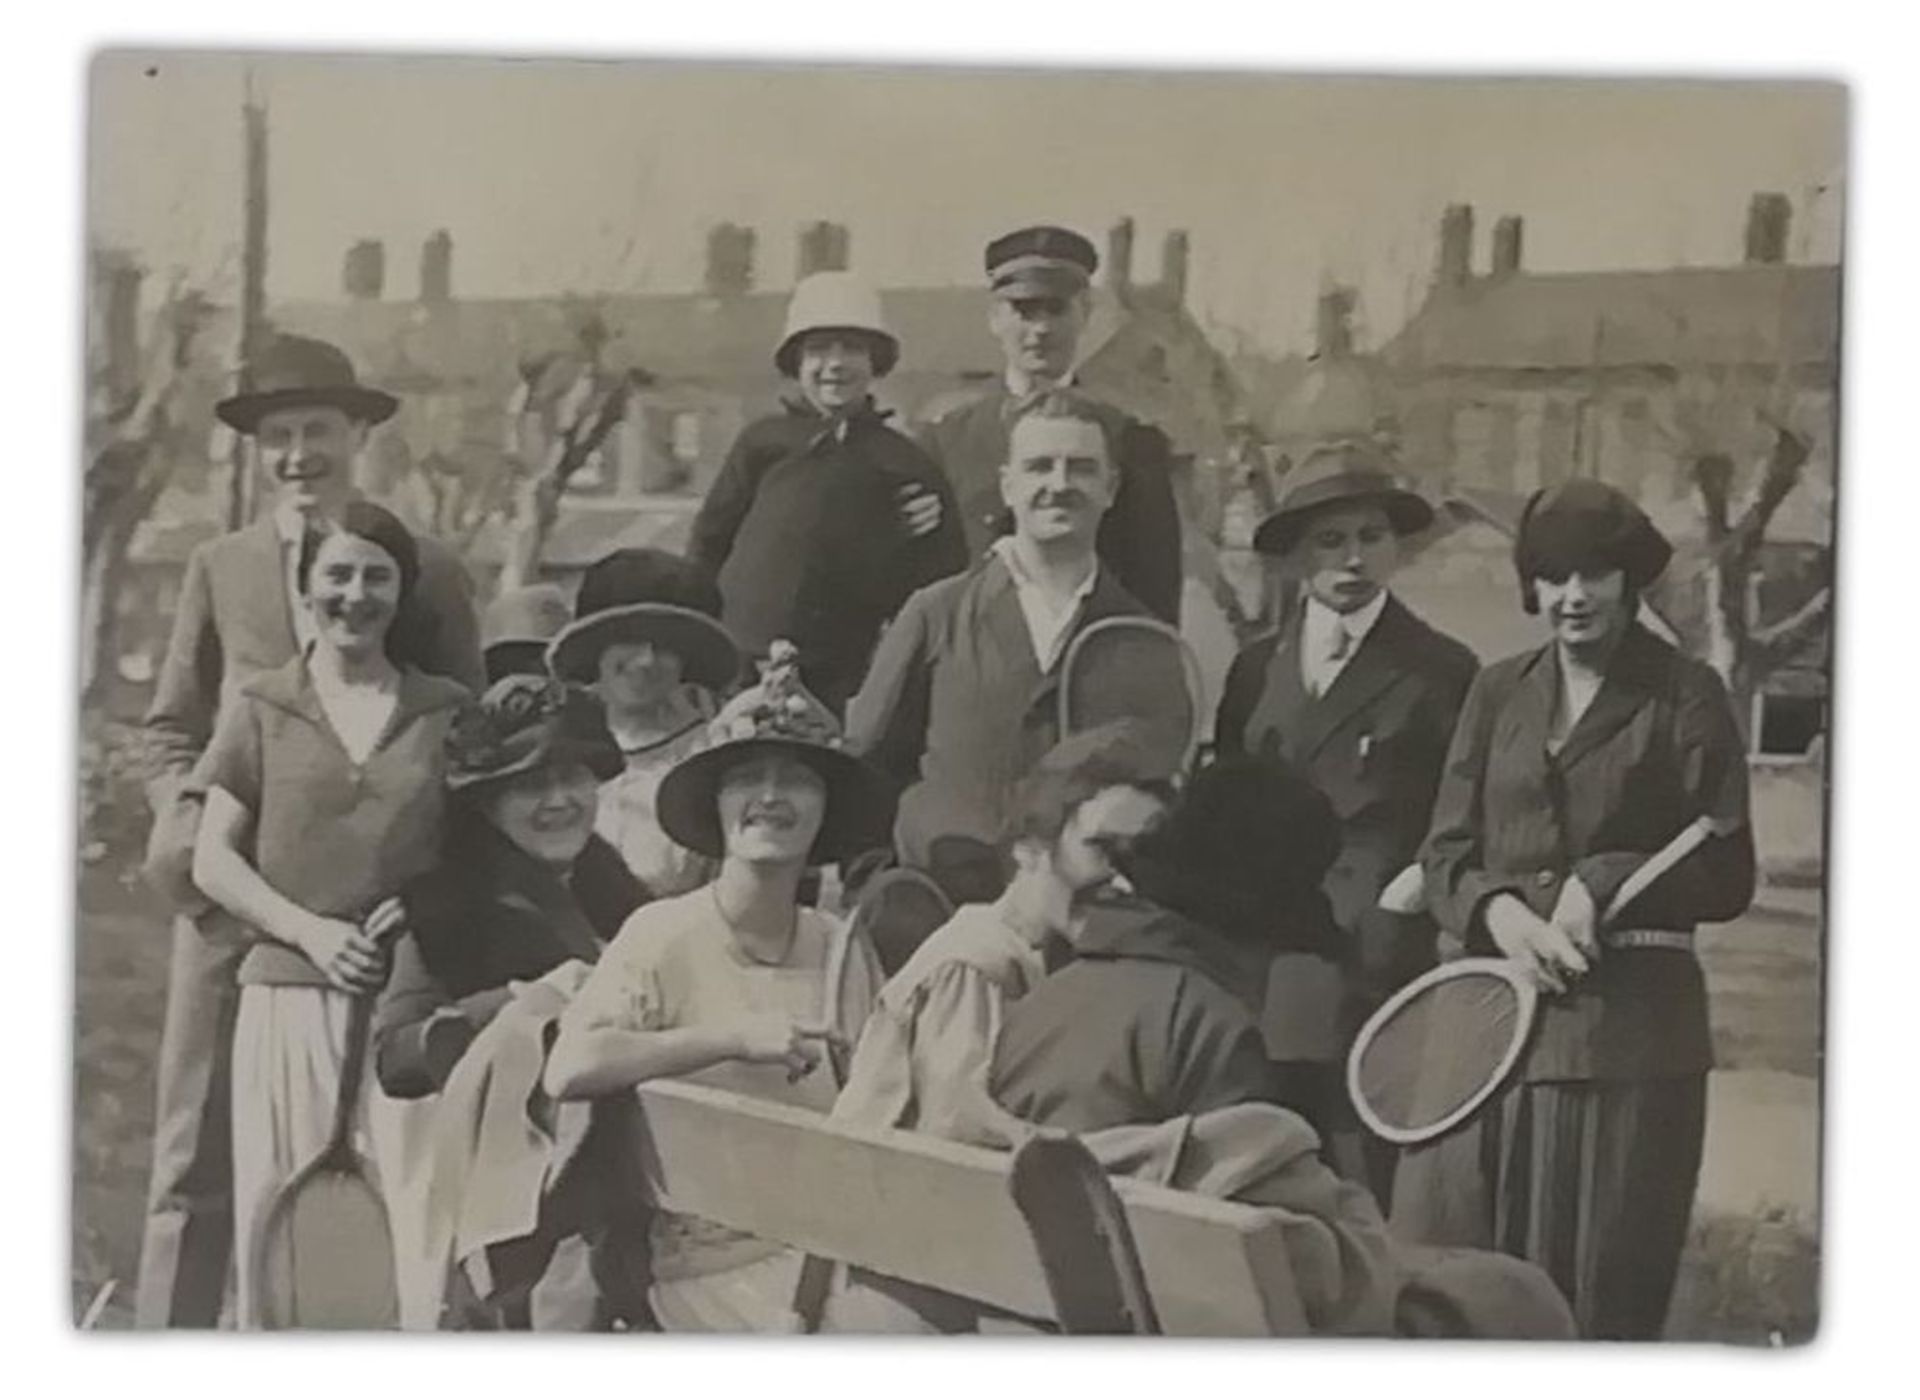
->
[[1513, 477, 1673, 614], [985, 225, 1097, 300], [547, 548, 741, 691], [1252, 440, 1435, 555], [774, 272, 899, 379], [214, 334, 399, 434], [654, 641, 893, 865], [445, 675, 624, 793], [481, 583, 574, 685]]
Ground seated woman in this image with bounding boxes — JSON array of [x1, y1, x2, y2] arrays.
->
[[546, 548, 743, 896], [189, 503, 470, 1328], [543, 641, 889, 1332]]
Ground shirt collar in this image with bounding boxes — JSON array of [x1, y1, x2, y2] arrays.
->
[[1304, 588, 1390, 649], [1004, 367, 1078, 399], [992, 536, 1099, 604]]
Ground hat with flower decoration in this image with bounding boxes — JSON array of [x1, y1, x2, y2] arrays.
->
[[445, 674, 625, 793], [653, 640, 894, 864]]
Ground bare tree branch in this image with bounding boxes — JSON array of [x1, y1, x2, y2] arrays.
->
[[1752, 586, 1832, 672]]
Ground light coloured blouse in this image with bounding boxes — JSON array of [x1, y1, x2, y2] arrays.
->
[[593, 715, 715, 896]]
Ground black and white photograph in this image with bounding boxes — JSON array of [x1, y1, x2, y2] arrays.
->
[[70, 48, 1841, 1344]]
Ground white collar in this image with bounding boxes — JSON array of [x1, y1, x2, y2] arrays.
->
[[1303, 589, 1390, 651], [993, 536, 1099, 602], [1005, 368, 1079, 399]]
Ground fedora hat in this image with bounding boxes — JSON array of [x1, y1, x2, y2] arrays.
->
[[654, 641, 893, 866], [1252, 440, 1435, 555], [1513, 477, 1673, 614], [774, 272, 899, 379], [481, 583, 574, 685], [445, 675, 625, 794], [214, 334, 399, 434], [547, 548, 741, 692]]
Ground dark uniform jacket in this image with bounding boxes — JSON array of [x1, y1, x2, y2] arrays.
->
[[846, 554, 1146, 893], [915, 383, 1183, 625], [373, 825, 647, 1099], [1420, 624, 1756, 1083], [688, 397, 968, 711], [990, 893, 1273, 1132], [1215, 593, 1477, 994]]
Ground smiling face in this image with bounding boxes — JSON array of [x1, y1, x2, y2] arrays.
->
[[1535, 567, 1632, 654], [594, 638, 687, 718], [795, 331, 877, 413], [480, 758, 601, 868], [304, 531, 403, 660], [988, 292, 1087, 382], [253, 404, 364, 523], [1008, 781, 1170, 941], [1000, 413, 1117, 548], [715, 749, 828, 866], [1288, 502, 1401, 616]]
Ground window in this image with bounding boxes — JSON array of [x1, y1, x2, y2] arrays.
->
[[1753, 693, 1826, 760], [671, 411, 703, 464]]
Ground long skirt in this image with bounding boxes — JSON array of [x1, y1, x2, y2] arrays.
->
[[230, 985, 438, 1329], [1388, 1075, 1707, 1341]]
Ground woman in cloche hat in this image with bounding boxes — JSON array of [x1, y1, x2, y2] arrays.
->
[[544, 641, 890, 1331], [547, 548, 742, 895], [1392, 477, 1756, 1339]]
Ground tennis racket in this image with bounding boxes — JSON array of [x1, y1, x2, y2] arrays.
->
[[1058, 616, 1206, 782], [1347, 814, 1724, 1147], [847, 864, 956, 980]]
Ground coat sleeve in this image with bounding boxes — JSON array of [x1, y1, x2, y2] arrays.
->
[[1104, 424, 1184, 625], [1157, 975, 1276, 1120], [908, 455, 971, 588], [906, 966, 1029, 1148], [1572, 660, 1757, 928], [142, 542, 224, 802], [845, 584, 936, 790], [374, 932, 474, 1099], [1212, 638, 1272, 758], [687, 423, 765, 578], [1420, 667, 1525, 955]]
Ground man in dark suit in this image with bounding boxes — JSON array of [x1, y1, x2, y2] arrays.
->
[[1213, 442, 1477, 1198], [134, 334, 483, 1327], [914, 225, 1183, 625]]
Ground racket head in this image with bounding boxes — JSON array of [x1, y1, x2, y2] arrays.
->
[[1059, 617, 1203, 780], [1347, 957, 1538, 1147], [848, 865, 956, 979], [253, 1161, 398, 1329]]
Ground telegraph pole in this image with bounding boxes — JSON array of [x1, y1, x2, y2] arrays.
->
[[226, 75, 269, 528]]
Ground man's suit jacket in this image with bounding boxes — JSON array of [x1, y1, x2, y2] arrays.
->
[[1215, 594, 1477, 979], [141, 513, 484, 903], [915, 384, 1184, 625]]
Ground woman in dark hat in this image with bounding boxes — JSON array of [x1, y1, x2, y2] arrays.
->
[[1391, 477, 1756, 1340], [480, 584, 574, 686], [544, 641, 888, 1331], [547, 548, 742, 895], [186, 502, 470, 1328], [1217, 439, 1477, 1196]]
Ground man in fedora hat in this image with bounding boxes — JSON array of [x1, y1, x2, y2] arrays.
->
[[913, 225, 1182, 625], [134, 332, 484, 1327], [1212, 439, 1476, 1201], [688, 271, 966, 715]]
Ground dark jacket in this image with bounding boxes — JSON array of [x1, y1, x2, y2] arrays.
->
[[1216, 593, 1477, 943], [1421, 624, 1756, 1082], [688, 397, 968, 710], [916, 383, 1184, 625], [374, 822, 647, 1098], [990, 893, 1273, 1132]]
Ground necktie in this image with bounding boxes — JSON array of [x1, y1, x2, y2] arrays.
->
[[1313, 622, 1353, 697]]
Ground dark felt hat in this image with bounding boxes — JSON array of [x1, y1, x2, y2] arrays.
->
[[986, 225, 1098, 300], [214, 334, 399, 434], [1513, 477, 1673, 613], [1252, 440, 1434, 555], [481, 584, 574, 685], [547, 548, 741, 691], [445, 675, 625, 793], [654, 642, 893, 866]]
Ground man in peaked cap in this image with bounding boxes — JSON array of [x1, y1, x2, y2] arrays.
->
[[133, 333, 484, 1328], [913, 225, 1184, 625]]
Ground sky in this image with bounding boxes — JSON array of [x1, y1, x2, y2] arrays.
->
[[87, 51, 1846, 356]]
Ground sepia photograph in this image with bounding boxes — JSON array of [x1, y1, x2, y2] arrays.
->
[[71, 48, 1841, 1343]]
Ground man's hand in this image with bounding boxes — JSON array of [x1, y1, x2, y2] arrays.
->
[[897, 485, 943, 539]]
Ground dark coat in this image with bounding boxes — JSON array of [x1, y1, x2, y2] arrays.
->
[[915, 383, 1184, 625], [1215, 594, 1477, 997], [373, 823, 647, 1099], [688, 397, 968, 710], [990, 892, 1274, 1132], [1420, 624, 1756, 1082], [845, 553, 1147, 889]]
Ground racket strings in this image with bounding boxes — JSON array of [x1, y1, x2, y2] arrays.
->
[[1355, 975, 1523, 1134]]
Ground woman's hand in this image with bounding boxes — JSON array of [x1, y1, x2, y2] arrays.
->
[[729, 1015, 842, 1081], [1484, 893, 1590, 995], [296, 915, 391, 995], [1548, 873, 1600, 961]]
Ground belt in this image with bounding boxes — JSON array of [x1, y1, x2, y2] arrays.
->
[[1601, 928, 1695, 952]]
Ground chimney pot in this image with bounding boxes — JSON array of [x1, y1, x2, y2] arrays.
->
[[705, 223, 757, 297], [1491, 215, 1524, 278], [343, 239, 385, 301], [1436, 204, 1474, 288], [420, 229, 453, 304], [1160, 229, 1189, 306], [1314, 286, 1357, 358], [797, 221, 851, 279], [1745, 193, 1792, 265], [1108, 218, 1136, 294]]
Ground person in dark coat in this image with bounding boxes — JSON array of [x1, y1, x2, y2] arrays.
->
[[914, 225, 1183, 624], [687, 272, 967, 713], [991, 754, 1342, 1131], [1390, 478, 1756, 1340], [1213, 440, 1477, 1198], [134, 334, 484, 1329], [847, 391, 1152, 904]]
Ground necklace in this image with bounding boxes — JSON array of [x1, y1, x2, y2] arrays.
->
[[709, 884, 800, 967]]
